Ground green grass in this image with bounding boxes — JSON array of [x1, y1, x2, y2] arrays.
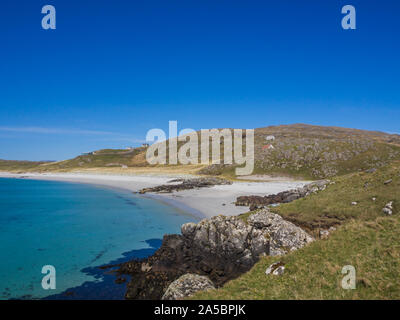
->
[[237, 209, 261, 223], [238, 161, 399, 232], [239, 140, 399, 180], [0, 160, 50, 172], [192, 215, 400, 299], [273, 161, 399, 233], [1, 147, 148, 172], [191, 160, 400, 300], [200, 124, 400, 180]]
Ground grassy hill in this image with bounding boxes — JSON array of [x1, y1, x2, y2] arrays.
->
[[0, 160, 52, 172], [1, 124, 400, 179], [273, 160, 399, 232], [192, 161, 400, 299], [192, 215, 400, 299], [200, 124, 400, 179], [39, 147, 148, 171], [0, 147, 149, 172]]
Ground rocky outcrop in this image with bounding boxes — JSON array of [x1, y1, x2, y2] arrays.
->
[[247, 210, 314, 256], [139, 177, 232, 194], [162, 274, 215, 300], [115, 209, 313, 299], [180, 215, 269, 266], [235, 180, 329, 210]]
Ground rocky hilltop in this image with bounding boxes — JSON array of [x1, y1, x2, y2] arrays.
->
[[200, 124, 400, 179], [4, 124, 400, 180], [114, 208, 313, 299]]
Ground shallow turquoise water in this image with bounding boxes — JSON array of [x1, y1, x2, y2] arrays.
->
[[0, 178, 197, 299]]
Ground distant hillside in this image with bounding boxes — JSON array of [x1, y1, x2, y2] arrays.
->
[[201, 124, 400, 179], [2, 124, 400, 179], [0, 160, 52, 172], [253, 124, 400, 179], [24, 147, 149, 172]]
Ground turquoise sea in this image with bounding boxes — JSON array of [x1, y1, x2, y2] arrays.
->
[[0, 177, 197, 300]]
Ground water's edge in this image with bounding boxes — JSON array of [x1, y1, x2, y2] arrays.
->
[[0, 177, 199, 300]]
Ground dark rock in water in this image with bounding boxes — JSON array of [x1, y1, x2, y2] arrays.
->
[[235, 180, 329, 208], [139, 177, 232, 194], [115, 210, 313, 299], [115, 277, 126, 284], [118, 231, 253, 300]]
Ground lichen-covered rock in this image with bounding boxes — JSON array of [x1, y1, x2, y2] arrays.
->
[[162, 274, 215, 300], [180, 222, 197, 237], [272, 266, 285, 275], [265, 261, 285, 275], [181, 215, 269, 266], [247, 209, 314, 256], [181, 209, 313, 259], [119, 209, 313, 299]]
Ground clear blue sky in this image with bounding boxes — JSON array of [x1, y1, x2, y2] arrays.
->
[[0, 0, 399, 160]]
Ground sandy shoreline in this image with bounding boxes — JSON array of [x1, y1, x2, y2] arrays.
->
[[0, 172, 310, 219]]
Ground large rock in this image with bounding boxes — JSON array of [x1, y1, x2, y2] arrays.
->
[[181, 215, 269, 266], [117, 209, 313, 299], [162, 274, 215, 300], [139, 177, 232, 194], [247, 209, 314, 256], [235, 180, 330, 208]]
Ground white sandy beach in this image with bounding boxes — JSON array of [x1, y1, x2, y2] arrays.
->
[[0, 172, 309, 219]]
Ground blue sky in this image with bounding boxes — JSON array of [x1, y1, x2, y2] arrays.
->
[[0, 0, 399, 160]]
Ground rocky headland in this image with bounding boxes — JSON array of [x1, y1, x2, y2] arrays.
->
[[235, 180, 330, 210], [138, 177, 232, 194], [112, 208, 313, 299]]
